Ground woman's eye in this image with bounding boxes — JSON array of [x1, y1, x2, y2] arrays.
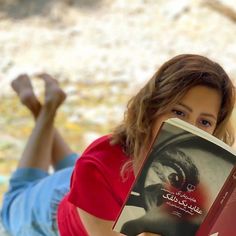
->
[[172, 109, 185, 117], [199, 119, 211, 127]]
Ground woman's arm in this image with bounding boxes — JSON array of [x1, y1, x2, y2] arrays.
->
[[77, 207, 161, 236], [77, 207, 124, 236]]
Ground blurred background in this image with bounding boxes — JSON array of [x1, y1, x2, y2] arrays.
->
[[1, 0, 236, 233]]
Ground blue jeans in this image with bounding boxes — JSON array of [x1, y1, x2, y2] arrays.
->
[[1, 153, 78, 236]]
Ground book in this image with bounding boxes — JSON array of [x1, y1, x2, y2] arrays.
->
[[113, 118, 236, 236]]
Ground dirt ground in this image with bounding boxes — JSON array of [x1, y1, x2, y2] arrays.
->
[[1, 0, 236, 234]]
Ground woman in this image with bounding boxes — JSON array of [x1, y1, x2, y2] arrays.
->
[[1, 54, 235, 236]]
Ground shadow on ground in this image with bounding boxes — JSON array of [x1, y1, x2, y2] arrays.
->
[[0, 0, 106, 19]]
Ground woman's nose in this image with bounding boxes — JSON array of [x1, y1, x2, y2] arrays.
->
[[186, 117, 196, 127]]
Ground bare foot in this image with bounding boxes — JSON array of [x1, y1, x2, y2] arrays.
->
[[11, 74, 41, 118], [36, 73, 66, 111]]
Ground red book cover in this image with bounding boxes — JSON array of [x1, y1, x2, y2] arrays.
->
[[113, 118, 236, 236], [204, 186, 236, 235]]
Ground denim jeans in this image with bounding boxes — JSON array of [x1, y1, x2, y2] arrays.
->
[[1, 153, 78, 236]]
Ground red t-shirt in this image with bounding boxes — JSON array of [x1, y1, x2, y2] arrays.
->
[[57, 135, 135, 235]]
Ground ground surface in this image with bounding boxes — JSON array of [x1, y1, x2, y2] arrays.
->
[[1, 0, 236, 234]]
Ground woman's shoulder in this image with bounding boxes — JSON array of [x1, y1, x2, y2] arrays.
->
[[72, 135, 132, 184], [82, 134, 113, 154], [80, 134, 129, 164]]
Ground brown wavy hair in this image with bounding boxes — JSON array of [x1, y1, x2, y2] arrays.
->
[[111, 54, 235, 171]]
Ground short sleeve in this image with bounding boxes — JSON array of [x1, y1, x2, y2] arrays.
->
[[68, 156, 121, 220]]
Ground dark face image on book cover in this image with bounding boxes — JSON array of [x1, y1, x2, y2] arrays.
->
[[120, 131, 233, 236]]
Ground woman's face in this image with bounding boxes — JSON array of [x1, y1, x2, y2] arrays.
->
[[152, 85, 222, 139]]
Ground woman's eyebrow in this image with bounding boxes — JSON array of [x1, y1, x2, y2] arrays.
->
[[177, 102, 192, 112], [200, 113, 217, 121], [177, 102, 217, 121]]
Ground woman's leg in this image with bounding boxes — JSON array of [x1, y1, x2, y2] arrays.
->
[[2, 77, 75, 235], [11, 74, 66, 171], [11, 74, 77, 170]]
